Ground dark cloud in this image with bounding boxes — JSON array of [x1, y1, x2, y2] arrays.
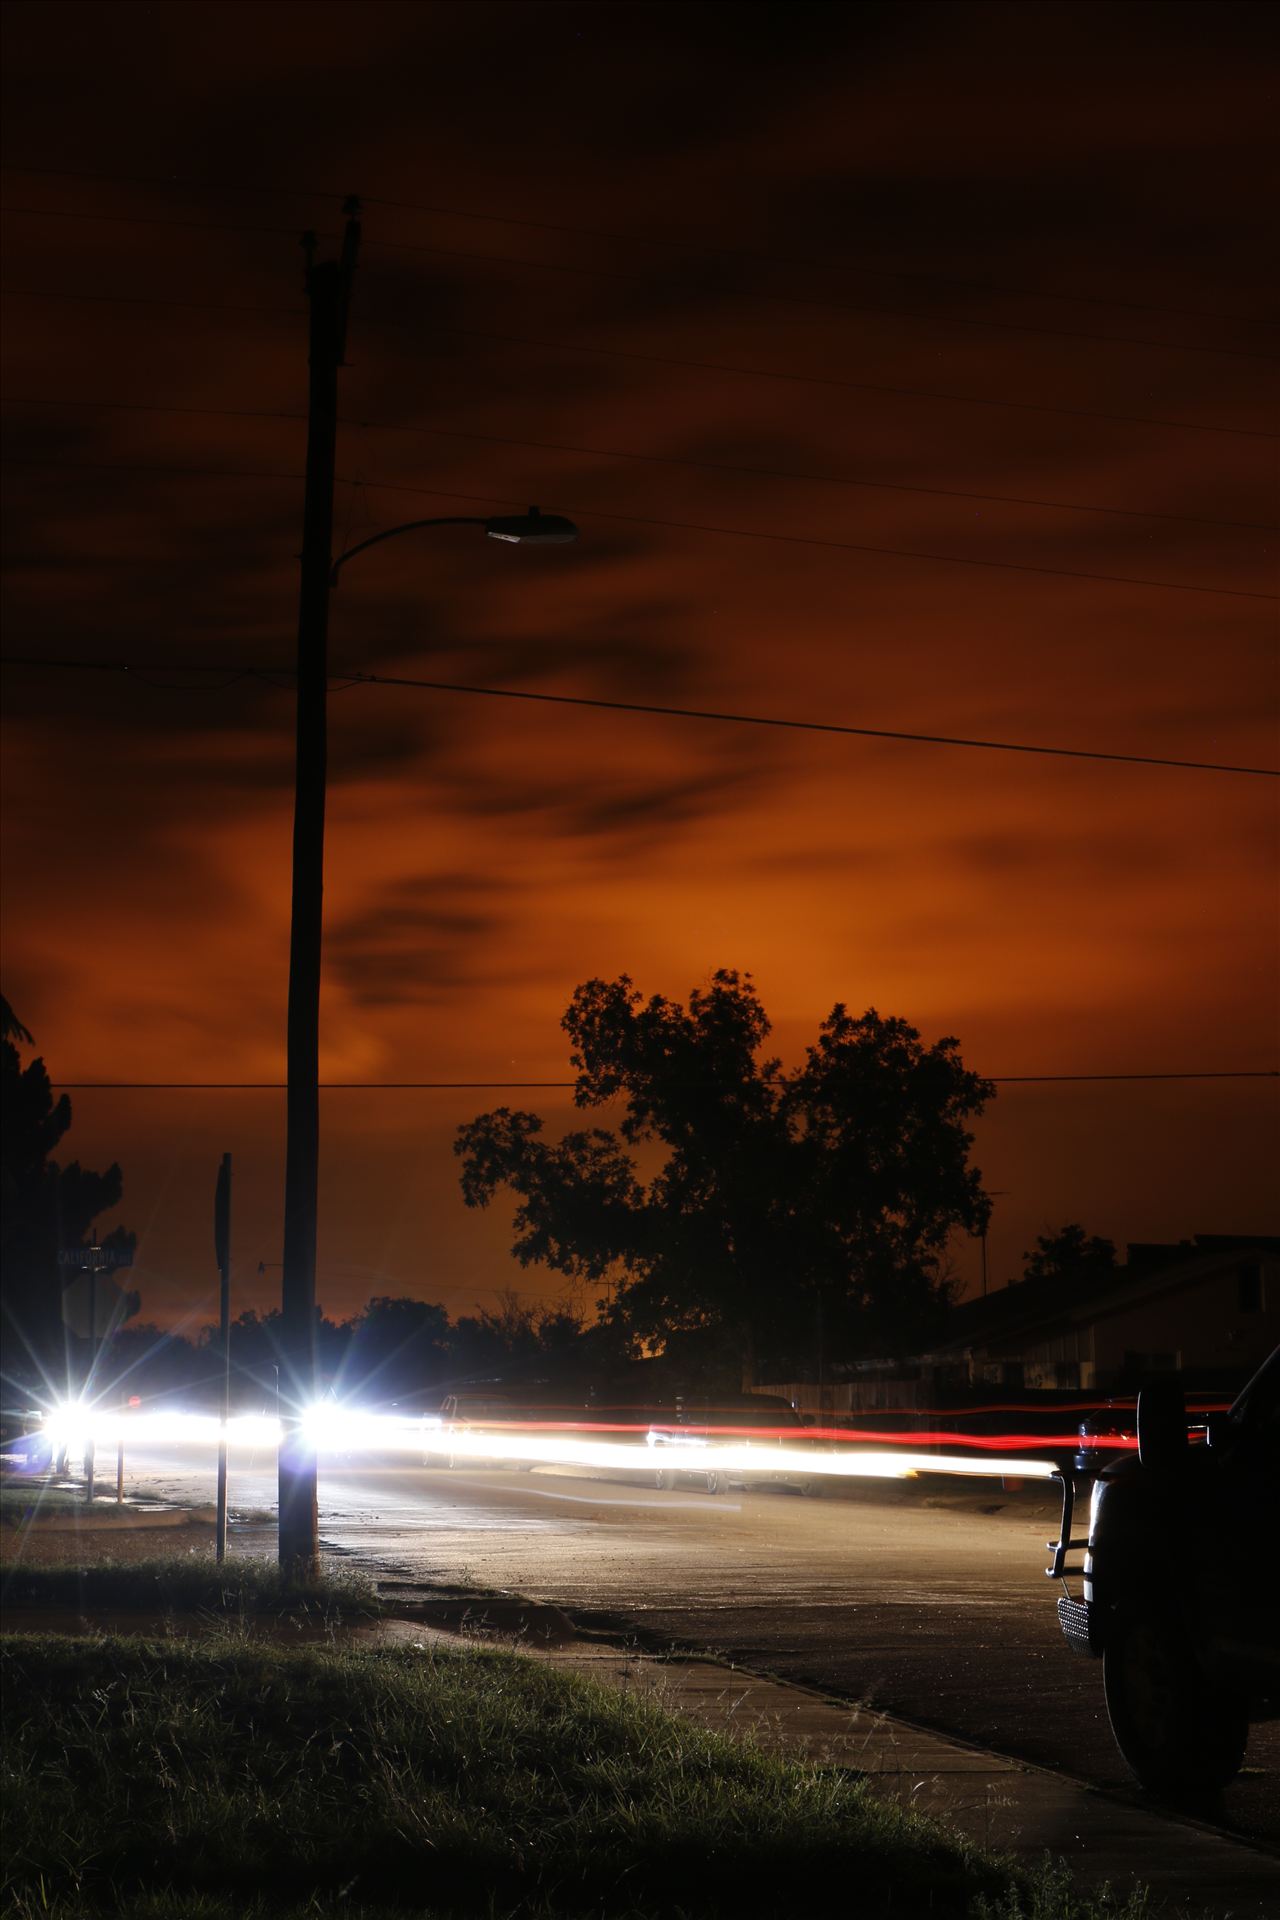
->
[[2, 0, 1274, 1325], [326, 873, 514, 1006]]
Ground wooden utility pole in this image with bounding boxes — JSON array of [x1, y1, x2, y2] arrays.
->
[[279, 201, 361, 1581], [214, 1152, 232, 1562]]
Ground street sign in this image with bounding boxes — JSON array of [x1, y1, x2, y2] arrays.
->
[[58, 1244, 133, 1272], [60, 1270, 133, 1341]]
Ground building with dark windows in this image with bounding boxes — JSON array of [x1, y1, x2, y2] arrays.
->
[[921, 1235, 1279, 1395], [755, 1236, 1279, 1417]]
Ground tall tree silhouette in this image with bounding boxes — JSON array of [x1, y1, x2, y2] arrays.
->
[[456, 971, 994, 1374], [1, 996, 137, 1390]]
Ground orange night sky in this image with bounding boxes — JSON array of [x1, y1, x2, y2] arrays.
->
[[1, 1, 1276, 1339]]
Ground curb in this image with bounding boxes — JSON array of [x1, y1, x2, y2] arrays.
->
[[4, 1505, 216, 1534]]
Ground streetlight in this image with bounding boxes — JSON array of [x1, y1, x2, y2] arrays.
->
[[278, 204, 579, 1579], [330, 507, 578, 586]]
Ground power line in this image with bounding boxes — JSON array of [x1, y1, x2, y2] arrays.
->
[[3, 454, 308, 488], [4, 655, 1276, 779], [357, 317, 1280, 442], [4, 395, 1265, 533], [0, 396, 306, 428], [350, 421, 1275, 534], [2, 285, 302, 321], [45, 1072, 1280, 1089], [2, 165, 1270, 329], [32, 205, 1239, 372], [5, 458, 1271, 603], [548, 498, 1278, 602], [347, 668, 1280, 776], [3, 285, 1271, 444], [362, 235, 1280, 364]]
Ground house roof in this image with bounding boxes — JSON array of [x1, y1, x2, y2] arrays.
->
[[928, 1234, 1280, 1359]]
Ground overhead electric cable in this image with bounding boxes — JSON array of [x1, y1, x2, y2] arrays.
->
[[3, 285, 301, 321], [4, 458, 1269, 601], [45, 1072, 1280, 1089], [1, 396, 307, 426], [2, 286, 1271, 441], [4, 655, 1276, 778], [362, 236, 1280, 363], [340, 420, 1276, 534], [1, 163, 1269, 326], [3, 395, 1264, 531], [11, 197, 1272, 362], [328, 669, 1280, 777]]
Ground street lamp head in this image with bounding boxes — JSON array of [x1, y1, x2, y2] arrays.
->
[[485, 505, 579, 545]]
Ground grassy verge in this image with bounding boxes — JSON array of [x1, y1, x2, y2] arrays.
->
[[0, 1482, 167, 1525], [1, 1552, 382, 1617], [0, 1632, 1147, 1920]]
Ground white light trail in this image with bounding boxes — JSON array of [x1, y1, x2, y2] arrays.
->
[[38, 1405, 1057, 1482]]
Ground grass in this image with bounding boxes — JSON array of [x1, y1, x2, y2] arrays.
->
[[0, 1482, 167, 1525], [0, 1552, 382, 1618], [0, 1631, 1151, 1920]]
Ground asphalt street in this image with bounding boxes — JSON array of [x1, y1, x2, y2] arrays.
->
[[128, 1446, 1280, 1856]]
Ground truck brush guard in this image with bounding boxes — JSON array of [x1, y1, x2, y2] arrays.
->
[[1046, 1470, 1102, 1653]]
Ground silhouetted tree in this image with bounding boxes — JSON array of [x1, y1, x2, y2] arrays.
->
[[1, 996, 138, 1392], [449, 1289, 588, 1389], [219, 1308, 288, 1410], [1020, 1223, 1118, 1290], [105, 1322, 201, 1404], [216, 1304, 346, 1410], [456, 971, 994, 1375], [341, 1294, 451, 1402]]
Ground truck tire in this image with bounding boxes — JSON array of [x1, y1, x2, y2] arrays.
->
[[1102, 1609, 1248, 1800], [704, 1469, 726, 1495], [654, 1464, 673, 1492]]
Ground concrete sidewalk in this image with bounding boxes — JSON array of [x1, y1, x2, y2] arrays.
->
[[7, 1480, 1276, 1918], [371, 1611, 1280, 1919]]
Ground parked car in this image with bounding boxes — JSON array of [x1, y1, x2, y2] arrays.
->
[[1072, 1404, 1135, 1477], [1048, 1345, 1280, 1800], [647, 1395, 829, 1496]]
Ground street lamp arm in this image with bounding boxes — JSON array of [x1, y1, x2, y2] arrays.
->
[[330, 517, 488, 586], [331, 505, 578, 585]]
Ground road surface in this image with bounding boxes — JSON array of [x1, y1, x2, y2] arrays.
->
[[126, 1445, 1280, 1853]]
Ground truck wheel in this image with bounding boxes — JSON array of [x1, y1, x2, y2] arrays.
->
[[654, 1465, 673, 1492], [1102, 1610, 1248, 1799], [797, 1477, 825, 1498], [704, 1469, 725, 1495]]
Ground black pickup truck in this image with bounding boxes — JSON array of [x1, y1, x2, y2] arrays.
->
[[1047, 1345, 1280, 1800]]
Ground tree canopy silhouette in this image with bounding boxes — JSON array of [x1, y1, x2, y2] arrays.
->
[[1, 995, 137, 1389], [455, 971, 995, 1373], [1020, 1222, 1118, 1290]]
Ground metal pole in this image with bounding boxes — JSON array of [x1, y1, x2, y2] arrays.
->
[[215, 1152, 232, 1562], [279, 202, 360, 1581], [84, 1263, 96, 1503]]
